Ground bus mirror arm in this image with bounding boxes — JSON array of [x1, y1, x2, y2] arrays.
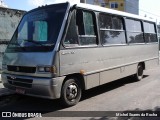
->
[[71, 5, 77, 10]]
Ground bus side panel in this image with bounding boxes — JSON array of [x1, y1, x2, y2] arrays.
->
[[86, 73, 100, 89], [145, 58, 159, 69], [59, 44, 158, 90], [100, 64, 137, 85]]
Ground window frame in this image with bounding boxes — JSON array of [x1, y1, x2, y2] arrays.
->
[[143, 21, 158, 43], [98, 12, 127, 46], [62, 7, 158, 50], [125, 18, 145, 44], [62, 8, 99, 48]]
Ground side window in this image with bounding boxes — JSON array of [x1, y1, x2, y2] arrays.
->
[[64, 11, 79, 47], [99, 13, 126, 45], [76, 10, 97, 46], [83, 12, 95, 35], [64, 9, 97, 47], [125, 19, 144, 43], [143, 22, 157, 43]]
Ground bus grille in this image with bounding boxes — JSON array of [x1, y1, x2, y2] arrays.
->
[[7, 76, 33, 88], [7, 65, 36, 73]]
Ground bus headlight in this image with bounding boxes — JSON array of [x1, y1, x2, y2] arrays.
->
[[37, 66, 56, 73]]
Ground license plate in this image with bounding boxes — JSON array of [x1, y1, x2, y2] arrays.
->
[[16, 88, 25, 94]]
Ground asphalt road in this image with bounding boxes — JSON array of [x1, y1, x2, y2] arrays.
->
[[1, 66, 160, 120]]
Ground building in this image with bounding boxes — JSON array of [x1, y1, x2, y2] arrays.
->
[[0, 1, 25, 45], [80, 0, 139, 15], [0, 1, 26, 70], [0, 8, 25, 44]]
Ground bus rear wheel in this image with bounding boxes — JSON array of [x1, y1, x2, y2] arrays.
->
[[61, 78, 81, 107], [134, 64, 144, 81]]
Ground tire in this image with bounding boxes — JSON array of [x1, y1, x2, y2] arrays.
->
[[134, 64, 144, 81], [61, 78, 82, 107]]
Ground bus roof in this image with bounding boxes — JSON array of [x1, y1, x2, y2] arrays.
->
[[29, 2, 156, 23], [72, 2, 156, 23]]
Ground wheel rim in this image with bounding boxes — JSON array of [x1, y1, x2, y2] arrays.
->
[[66, 83, 78, 101]]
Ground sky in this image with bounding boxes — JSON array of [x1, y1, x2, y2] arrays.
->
[[3, 0, 160, 23]]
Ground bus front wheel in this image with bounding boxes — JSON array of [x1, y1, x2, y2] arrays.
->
[[134, 64, 144, 81], [61, 78, 82, 107]]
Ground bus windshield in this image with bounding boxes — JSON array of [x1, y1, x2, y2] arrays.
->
[[7, 3, 68, 52]]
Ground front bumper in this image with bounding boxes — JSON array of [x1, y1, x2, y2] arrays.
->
[[1, 73, 65, 99]]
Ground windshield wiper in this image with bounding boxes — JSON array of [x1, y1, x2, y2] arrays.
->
[[44, 43, 55, 46], [23, 40, 44, 46], [10, 42, 22, 47], [9, 42, 26, 51]]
